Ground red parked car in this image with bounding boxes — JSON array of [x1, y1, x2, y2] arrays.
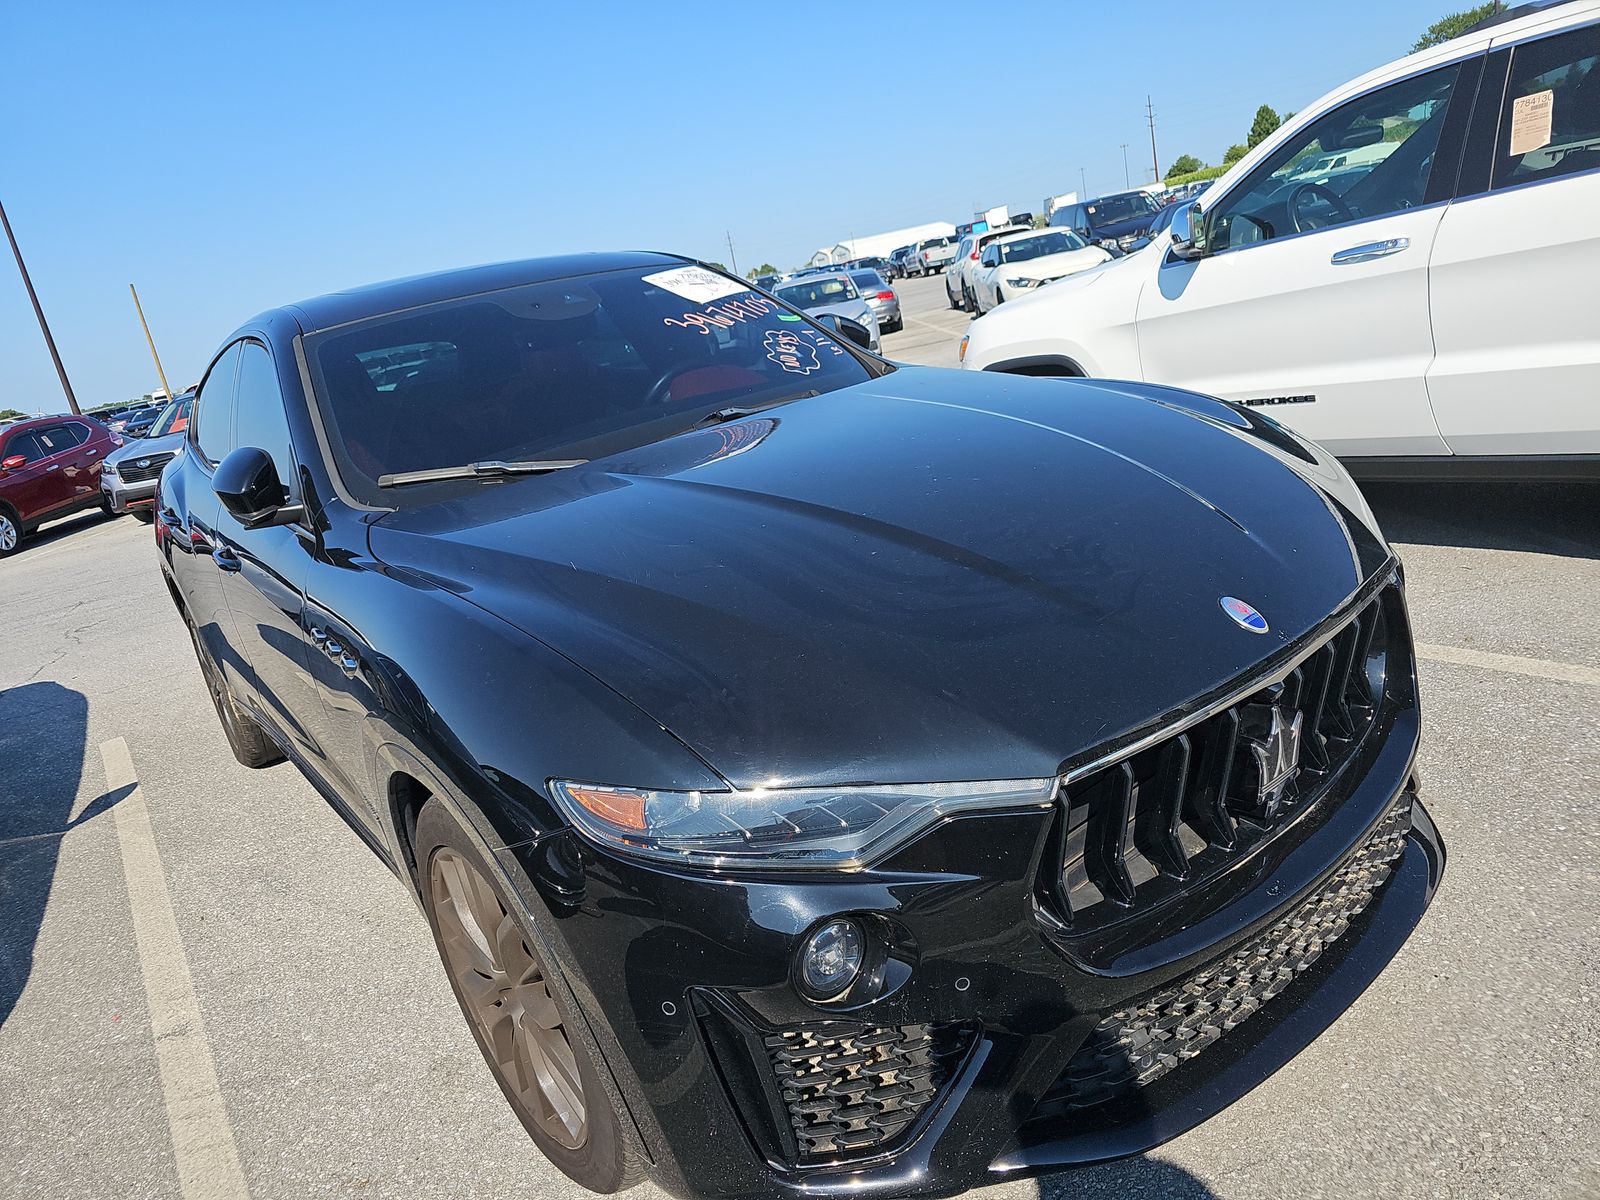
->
[[0, 414, 122, 556]]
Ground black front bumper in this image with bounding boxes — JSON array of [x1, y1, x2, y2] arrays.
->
[[519, 596, 1442, 1199]]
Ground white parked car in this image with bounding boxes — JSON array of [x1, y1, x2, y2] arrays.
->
[[970, 228, 1113, 315], [944, 225, 1032, 313], [961, 0, 1600, 478]]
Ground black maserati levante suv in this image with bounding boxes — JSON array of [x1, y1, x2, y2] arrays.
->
[[156, 252, 1443, 1198]]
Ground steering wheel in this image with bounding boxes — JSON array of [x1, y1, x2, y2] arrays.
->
[[642, 363, 710, 408], [1287, 182, 1354, 233]]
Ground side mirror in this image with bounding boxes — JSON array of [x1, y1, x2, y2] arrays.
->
[[1168, 202, 1204, 260], [1, 454, 25, 472], [816, 313, 873, 349], [213, 446, 304, 529]]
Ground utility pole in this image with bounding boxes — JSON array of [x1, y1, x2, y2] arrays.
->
[[1079, 166, 1087, 198], [0, 196, 81, 414], [725, 231, 739, 278], [1146, 96, 1160, 185], [129, 284, 176, 407], [1120, 143, 1131, 188]]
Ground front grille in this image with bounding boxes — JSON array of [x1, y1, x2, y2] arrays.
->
[[1042, 590, 1391, 934], [764, 1022, 972, 1163], [117, 452, 174, 483], [1053, 794, 1412, 1110]]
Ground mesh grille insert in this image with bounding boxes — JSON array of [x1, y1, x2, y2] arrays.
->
[[1054, 795, 1412, 1110], [764, 1022, 972, 1163]]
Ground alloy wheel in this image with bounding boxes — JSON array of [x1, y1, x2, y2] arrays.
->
[[0, 514, 16, 554], [430, 848, 588, 1150]]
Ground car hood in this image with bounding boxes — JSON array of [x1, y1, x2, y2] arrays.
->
[[803, 299, 876, 326], [106, 430, 185, 467], [368, 369, 1390, 789], [1007, 246, 1112, 280]]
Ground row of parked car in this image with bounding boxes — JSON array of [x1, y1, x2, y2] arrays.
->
[[0, 390, 194, 556]]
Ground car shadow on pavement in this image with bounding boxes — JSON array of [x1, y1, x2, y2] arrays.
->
[[1034, 1157, 1219, 1198], [0, 680, 129, 1028], [1362, 480, 1600, 560]]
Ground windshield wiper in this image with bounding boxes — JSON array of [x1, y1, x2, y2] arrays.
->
[[693, 390, 821, 428], [376, 459, 587, 488]]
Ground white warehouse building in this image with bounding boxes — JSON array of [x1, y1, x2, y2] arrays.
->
[[806, 221, 956, 267]]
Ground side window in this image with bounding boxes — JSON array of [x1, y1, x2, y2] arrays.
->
[[62, 422, 91, 446], [4, 433, 45, 464], [31, 425, 78, 457], [1493, 25, 1600, 189], [1207, 62, 1462, 251], [194, 343, 242, 466], [233, 342, 299, 500]]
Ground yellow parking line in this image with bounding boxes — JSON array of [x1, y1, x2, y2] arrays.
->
[[1416, 642, 1600, 688], [100, 737, 250, 1200]]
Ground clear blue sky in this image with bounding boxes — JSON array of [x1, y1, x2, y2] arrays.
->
[[2, 1, 1449, 409]]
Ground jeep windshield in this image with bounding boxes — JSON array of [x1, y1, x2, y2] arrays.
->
[[304, 265, 877, 505]]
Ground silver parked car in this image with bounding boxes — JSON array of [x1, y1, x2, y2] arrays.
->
[[772, 273, 881, 351], [847, 269, 902, 334], [100, 392, 192, 521]]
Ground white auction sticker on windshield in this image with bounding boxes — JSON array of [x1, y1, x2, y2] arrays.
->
[[642, 266, 749, 303], [1509, 89, 1554, 156]]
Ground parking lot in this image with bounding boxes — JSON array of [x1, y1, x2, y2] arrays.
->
[[0, 268, 1597, 1200]]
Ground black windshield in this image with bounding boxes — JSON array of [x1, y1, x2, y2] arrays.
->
[[305, 265, 876, 504]]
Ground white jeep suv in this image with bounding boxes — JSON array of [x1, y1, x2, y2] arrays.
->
[[960, 0, 1600, 478]]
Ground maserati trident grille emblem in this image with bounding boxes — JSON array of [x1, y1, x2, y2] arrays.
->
[[1251, 705, 1303, 817]]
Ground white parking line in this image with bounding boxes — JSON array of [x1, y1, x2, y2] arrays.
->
[[100, 737, 250, 1200], [1417, 642, 1600, 688]]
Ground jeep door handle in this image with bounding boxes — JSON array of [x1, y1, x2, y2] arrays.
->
[[1330, 237, 1409, 265], [212, 546, 241, 573]]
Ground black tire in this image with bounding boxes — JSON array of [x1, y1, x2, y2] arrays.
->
[[415, 800, 645, 1194], [962, 283, 975, 314], [186, 616, 283, 767], [0, 505, 21, 558], [947, 283, 962, 310], [100, 495, 121, 518], [995, 288, 1006, 309]]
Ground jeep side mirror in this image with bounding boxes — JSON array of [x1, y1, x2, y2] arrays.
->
[[1168, 202, 1205, 260], [213, 446, 304, 528]]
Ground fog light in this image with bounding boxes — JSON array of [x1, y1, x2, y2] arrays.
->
[[798, 919, 864, 1000]]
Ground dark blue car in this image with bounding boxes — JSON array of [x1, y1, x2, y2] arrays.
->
[[1049, 188, 1165, 252]]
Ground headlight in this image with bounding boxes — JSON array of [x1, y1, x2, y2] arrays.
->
[[1004, 277, 1042, 289], [101, 461, 118, 477], [549, 777, 1054, 870]]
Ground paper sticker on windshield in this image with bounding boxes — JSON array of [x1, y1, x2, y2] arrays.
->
[[1509, 89, 1554, 156], [643, 266, 749, 303], [763, 330, 821, 375]]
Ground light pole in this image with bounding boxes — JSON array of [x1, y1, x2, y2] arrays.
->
[[0, 196, 80, 414], [1120, 143, 1131, 188], [1079, 166, 1087, 198]]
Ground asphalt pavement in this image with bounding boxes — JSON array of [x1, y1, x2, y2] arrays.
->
[[1, 274, 1596, 1199]]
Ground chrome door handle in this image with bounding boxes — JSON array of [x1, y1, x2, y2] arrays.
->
[[45, 464, 59, 472], [1330, 237, 1410, 265]]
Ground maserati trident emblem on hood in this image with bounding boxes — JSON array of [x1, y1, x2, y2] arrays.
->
[[1220, 595, 1269, 634], [1250, 706, 1303, 817]]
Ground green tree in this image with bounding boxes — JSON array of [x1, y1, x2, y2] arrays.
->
[[0, 408, 24, 421], [746, 262, 778, 279], [1165, 154, 1204, 181], [706, 261, 728, 272], [1223, 142, 1248, 164], [1248, 105, 1281, 149], [1412, 2, 1499, 51]]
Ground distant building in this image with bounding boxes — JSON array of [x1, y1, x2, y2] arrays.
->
[[807, 221, 957, 267], [1043, 192, 1078, 218]]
